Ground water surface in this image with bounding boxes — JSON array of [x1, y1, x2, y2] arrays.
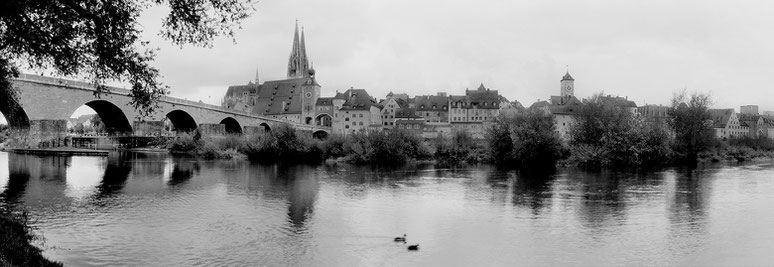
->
[[1, 152, 773, 266]]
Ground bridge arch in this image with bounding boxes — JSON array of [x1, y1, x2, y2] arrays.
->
[[312, 130, 329, 140], [0, 95, 30, 128], [83, 100, 132, 134], [259, 122, 271, 132], [220, 117, 242, 134], [166, 110, 197, 133], [315, 113, 332, 127]]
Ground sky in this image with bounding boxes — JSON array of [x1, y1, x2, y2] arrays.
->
[[1, 0, 773, 124]]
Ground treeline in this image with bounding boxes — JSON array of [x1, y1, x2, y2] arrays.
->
[[161, 91, 774, 167]]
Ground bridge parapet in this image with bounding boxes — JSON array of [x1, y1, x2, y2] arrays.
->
[[11, 74, 331, 140]]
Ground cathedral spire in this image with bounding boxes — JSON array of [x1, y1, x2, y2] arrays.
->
[[300, 27, 308, 71], [287, 21, 311, 78]]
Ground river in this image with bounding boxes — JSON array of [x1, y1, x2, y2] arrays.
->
[[1, 151, 773, 266]]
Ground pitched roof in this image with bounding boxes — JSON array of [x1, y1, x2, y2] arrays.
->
[[561, 72, 574, 81], [316, 97, 334, 106], [414, 95, 449, 111], [250, 77, 309, 115], [598, 95, 637, 108], [395, 108, 423, 119], [548, 96, 583, 115], [528, 100, 550, 110], [340, 89, 379, 111], [708, 109, 734, 128], [224, 84, 257, 98]]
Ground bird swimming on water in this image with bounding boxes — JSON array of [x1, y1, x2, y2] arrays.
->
[[394, 234, 406, 242], [407, 244, 419, 251]]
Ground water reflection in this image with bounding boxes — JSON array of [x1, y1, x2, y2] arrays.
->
[[93, 154, 133, 199], [281, 165, 318, 231], [1, 153, 32, 203], [1, 151, 773, 266], [167, 157, 199, 187], [512, 168, 556, 216]]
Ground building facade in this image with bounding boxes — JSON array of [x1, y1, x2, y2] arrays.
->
[[222, 23, 321, 125]]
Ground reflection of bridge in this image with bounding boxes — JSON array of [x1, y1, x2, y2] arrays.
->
[[3, 74, 330, 146]]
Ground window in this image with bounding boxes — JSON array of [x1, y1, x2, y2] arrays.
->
[[345, 118, 349, 121], [352, 114, 356, 118], [414, 124, 420, 129], [359, 122, 363, 126], [352, 122, 356, 126], [345, 125, 349, 129], [359, 114, 363, 118]]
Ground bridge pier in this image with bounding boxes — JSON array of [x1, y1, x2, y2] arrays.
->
[[133, 121, 165, 136], [9, 119, 68, 148]]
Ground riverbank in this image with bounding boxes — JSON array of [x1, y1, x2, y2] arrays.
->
[[0, 211, 62, 266]]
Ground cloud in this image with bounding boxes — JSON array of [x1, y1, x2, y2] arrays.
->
[[136, 0, 774, 112]]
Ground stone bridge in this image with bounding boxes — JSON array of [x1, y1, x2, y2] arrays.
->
[[2, 74, 330, 146]]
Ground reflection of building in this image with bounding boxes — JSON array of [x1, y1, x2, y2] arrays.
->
[[222, 22, 321, 124]]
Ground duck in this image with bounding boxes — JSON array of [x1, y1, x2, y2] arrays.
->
[[407, 244, 419, 251], [394, 234, 406, 242]]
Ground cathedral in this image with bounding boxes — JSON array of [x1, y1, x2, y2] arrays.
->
[[222, 22, 321, 124]]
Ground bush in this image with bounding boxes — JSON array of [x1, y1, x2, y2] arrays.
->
[[728, 136, 774, 151], [487, 110, 566, 166], [320, 134, 346, 159], [166, 132, 199, 152], [342, 130, 431, 165], [434, 130, 485, 164], [568, 94, 673, 167], [242, 124, 322, 162]]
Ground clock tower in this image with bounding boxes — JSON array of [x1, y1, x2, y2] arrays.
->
[[301, 68, 320, 124], [560, 71, 574, 97]]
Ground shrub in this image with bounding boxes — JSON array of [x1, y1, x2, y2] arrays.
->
[[487, 110, 566, 166], [242, 124, 322, 162], [166, 132, 199, 152], [342, 130, 431, 164], [568, 93, 673, 167], [435, 130, 485, 164]]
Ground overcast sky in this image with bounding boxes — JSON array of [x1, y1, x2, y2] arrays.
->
[[2, 0, 773, 124]]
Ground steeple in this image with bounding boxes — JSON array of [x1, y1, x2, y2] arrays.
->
[[300, 27, 308, 69], [287, 21, 311, 79], [560, 70, 575, 97], [260, 67, 266, 84]]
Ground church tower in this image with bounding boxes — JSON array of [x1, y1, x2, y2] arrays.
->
[[560, 71, 574, 97], [287, 21, 311, 79]]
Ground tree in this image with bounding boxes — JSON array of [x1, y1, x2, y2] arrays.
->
[[487, 110, 565, 166], [73, 122, 84, 134], [668, 91, 714, 161], [569, 93, 672, 166], [0, 0, 254, 116], [89, 114, 105, 133]]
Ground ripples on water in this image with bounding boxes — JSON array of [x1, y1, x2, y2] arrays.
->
[[1, 152, 774, 266]]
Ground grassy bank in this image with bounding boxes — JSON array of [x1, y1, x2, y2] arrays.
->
[[0, 210, 62, 266]]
